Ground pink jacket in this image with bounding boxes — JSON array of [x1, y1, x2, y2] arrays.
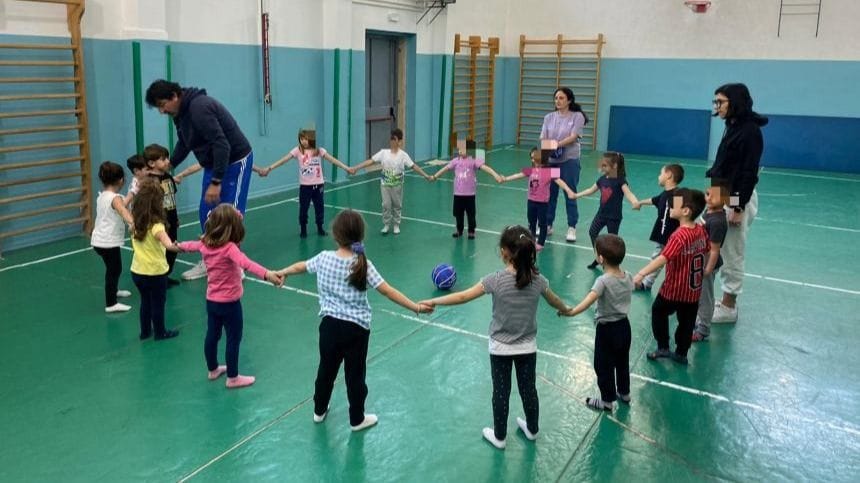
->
[[178, 241, 268, 302]]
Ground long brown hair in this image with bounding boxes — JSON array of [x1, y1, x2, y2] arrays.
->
[[202, 204, 245, 247], [132, 178, 166, 241], [331, 210, 368, 291], [603, 151, 627, 178], [500, 225, 539, 289]]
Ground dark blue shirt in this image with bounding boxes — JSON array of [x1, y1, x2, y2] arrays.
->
[[596, 176, 627, 220]]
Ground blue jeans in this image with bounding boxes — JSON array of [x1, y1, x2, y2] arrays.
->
[[546, 158, 581, 228], [199, 151, 254, 231]]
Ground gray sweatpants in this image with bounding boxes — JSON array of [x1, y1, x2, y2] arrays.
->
[[695, 270, 717, 336], [381, 185, 403, 227], [642, 243, 664, 289]]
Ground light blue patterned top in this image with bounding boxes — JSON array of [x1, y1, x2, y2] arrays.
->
[[306, 251, 385, 329]]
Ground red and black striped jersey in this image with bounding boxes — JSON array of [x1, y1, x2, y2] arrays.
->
[[658, 224, 710, 303]]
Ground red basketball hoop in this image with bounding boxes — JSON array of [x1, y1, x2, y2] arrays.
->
[[684, 0, 711, 13]]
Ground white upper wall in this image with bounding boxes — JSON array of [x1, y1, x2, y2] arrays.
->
[[2, 0, 858, 59]]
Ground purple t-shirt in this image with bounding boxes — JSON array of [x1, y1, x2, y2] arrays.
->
[[540, 111, 586, 162], [523, 167, 560, 203], [447, 156, 485, 196]]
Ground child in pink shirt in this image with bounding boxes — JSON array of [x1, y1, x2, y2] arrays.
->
[[178, 204, 283, 389], [431, 140, 503, 239], [502, 147, 575, 250], [257, 130, 354, 238]]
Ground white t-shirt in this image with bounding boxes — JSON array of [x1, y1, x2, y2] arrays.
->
[[91, 191, 126, 248], [372, 149, 414, 187]]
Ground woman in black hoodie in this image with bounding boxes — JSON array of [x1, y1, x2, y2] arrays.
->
[[707, 83, 767, 324]]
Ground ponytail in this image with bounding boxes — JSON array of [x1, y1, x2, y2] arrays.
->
[[348, 243, 369, 291], [556, 87, 589, 125], [500, 225, 539, 289], [604, 151, 627, 179]]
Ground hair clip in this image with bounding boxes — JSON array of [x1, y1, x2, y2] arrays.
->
[[351, 242, 365, 255]]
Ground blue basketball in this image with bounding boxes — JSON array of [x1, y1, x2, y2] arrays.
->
[[432, 263, 457, 290]]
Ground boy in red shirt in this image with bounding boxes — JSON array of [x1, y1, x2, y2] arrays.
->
[[633, 188, 709, 365]]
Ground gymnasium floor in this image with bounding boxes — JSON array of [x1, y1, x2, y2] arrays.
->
[[1, 146, 858, 482]]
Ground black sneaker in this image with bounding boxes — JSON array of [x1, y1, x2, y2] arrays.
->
[[587, 260, 599, 270], [317, 227, 327, 236], [139, 331, 152, 340], [467, 232, 476, 239], [167, 278, 181, 287], [452, 232, 462, 238], [647, 348, 671, 360], [154, 329, 179, 340], [670, 352, 688, 365]]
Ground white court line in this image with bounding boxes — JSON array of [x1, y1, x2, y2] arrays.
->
[[0, 246, 93, 273], [3, 176, 859, 296], [234, 273, 860, 439], [755, 217, 860, 234]]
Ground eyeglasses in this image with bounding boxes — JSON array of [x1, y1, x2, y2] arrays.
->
[[712, 99, 728, 107]]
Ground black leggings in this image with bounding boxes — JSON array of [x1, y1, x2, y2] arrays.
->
[[588, 215, 621, 246], [490, 352, 539, 440], [93, 246, 122, 307]]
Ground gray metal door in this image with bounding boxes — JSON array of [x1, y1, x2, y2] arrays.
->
[[365, 35, 398, 158]]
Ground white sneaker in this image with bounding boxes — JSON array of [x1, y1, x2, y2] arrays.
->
[[351, 414, 378, 431], [516, 417, 537, 441], [393, 225, 400, 235], [566, 227, 576, 242], [547, 225, 554, 236], [116, 290, 132, 298], [105, 303, 131, 313], [313, 407, 328, 423], [712, 303, 738, 323], [482, 427, 506, 449], [181, 261, 207, 280], [381, 225, 390, 235]]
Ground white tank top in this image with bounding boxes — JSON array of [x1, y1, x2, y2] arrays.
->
[[90, 191, 126, 248]]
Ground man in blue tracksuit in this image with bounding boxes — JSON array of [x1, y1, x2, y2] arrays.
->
[[145, 79, 254, 280]]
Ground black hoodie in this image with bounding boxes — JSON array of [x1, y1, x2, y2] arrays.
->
[[169, 88, 252, 180], [706, 113, 768, 209]]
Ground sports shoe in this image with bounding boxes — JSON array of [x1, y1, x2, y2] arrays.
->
[[467, 231, 475, 239], [181, 261, 207, 280], [482, 427, 506, 449], [712, 303, 738, 323], [535, 243, 544, 252], [351, 414, 378, 432], [585, 397, 612, 412], [616, 392, 631, 405], [670, 352, 689, 365], [452, 231, 462, 238], [208, 365, 227, 380], [516, 417, 537, 441], [381, 225, 390, 235], [313, 406, 329, 423], [116, 290, 132, 298], [647, 348, 671, 360], [105, 303, 131, 313], [566, 227, 576, 242], [393, 225, 401, 235], [226, 375, 255, 389], [546, 225, 554, 236], [154, 329, 179, 340], [587, 260, 599, 270]]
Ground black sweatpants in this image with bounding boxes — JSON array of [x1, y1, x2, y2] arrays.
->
[[314, 316, 370, 426], [299, 183, 325, 229], [205, 300, 244, 378], [490, 352, 539, 440], [651, 294, 698, 357], [452, 195, 476, 234], [594, 318, 632, 403], [93, 246, 122, 307], [527, 200, 549, 246]]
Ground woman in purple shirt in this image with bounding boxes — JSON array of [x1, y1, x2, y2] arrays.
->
[[540, 87, 588, 243]]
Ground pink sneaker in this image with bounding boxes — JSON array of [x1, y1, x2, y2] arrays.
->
[[536, 243, 544, 252], [208, 365, 227, 380], [226, 375, 256, 389]]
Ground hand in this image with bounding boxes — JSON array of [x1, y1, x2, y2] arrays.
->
[[347, 167, 357, 176], [498, 176, 507, 184], [174, 174, 183, 185], [416, 302, 434, 314], [632, 201, 641, 211], [727, 209, 743, 226], [633, 273, 644, 287], [204, 183, 221, 205], [257, 167, 270, 177], [418, 299, 436, 310], [557, 307, 573, 317], [566, 191, 577, 200], [494, 174, 503, 183], [266, 271, 284, 286]]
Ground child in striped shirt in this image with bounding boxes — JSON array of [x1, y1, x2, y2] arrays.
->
[[634, 188, 709, 365]]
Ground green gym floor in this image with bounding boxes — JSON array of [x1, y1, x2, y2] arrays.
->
[[1, 146, 859, 482]]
